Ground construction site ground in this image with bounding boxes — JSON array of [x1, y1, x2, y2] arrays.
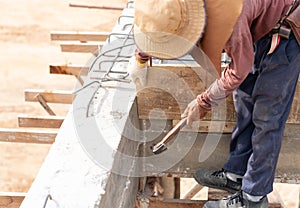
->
[[0, 0, 299, 207]]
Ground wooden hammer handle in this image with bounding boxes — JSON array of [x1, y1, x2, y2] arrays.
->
[[160, 117, 187, 145]]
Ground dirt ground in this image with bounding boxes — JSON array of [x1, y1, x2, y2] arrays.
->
[[0, 0, 299, 207]]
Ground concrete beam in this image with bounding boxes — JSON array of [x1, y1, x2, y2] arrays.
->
[[20, 81, 139, 207], [21, 7, 140, 208]]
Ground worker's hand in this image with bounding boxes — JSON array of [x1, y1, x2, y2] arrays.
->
[[135, 49, 150, 63], [182, 99, 209, 126], [127, 55, 148, 87]]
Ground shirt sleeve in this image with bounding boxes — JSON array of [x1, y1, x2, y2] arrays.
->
[[197, 7, 255, 110]]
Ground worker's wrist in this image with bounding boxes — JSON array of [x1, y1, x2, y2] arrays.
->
[[196, 93, 212, 111]]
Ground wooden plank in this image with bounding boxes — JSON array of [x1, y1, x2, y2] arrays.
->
[[49, 64, 89, 76], [36, 94, 56, 115], [207, 188, 231, 201], [0, 128, 57, 144], [18, 115, 64, 128], [174, 178, 181, 199], [136, 65, 235, 121], [268, 202, 284, 208], [182, 184, 204, 199], [69, 3, 123, 10], [0, 192, 25, 208], [136, 198, 206, 208], [136, 197, 281, 208], [60, 42, 102, 54], [50, 31, 109, 42], [24, 89, 74, 104]]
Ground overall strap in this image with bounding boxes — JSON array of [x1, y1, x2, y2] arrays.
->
[[267, 0, 298, 54], [280, 0, 298, 24]]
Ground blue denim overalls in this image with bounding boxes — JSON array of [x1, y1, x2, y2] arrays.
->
[[223, 33, 300, 196]]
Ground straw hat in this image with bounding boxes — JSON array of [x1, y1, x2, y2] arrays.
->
[[133, 0, 245, 75]]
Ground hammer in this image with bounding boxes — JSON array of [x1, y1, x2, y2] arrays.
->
[[151, 117, 187, 154]]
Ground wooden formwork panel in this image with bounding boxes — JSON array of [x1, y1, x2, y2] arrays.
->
[[137, 64, 300, 124], [137, 65, 235, 121]]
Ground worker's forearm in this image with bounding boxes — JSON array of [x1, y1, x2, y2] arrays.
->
[[197, 79, 227, 110], [197, 66, 247, 110]]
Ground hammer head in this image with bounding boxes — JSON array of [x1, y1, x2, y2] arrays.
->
[[151, 143, 167, 154]]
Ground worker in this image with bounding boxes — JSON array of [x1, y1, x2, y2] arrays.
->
[[130, 0, 300, 207]]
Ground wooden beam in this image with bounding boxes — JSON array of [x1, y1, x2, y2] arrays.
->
[[174, 178, 181, 199], [136, 197, 282, 208], [36, 94, 56, 115], [0, 128, 57, 144], [18, 115, 64, 128], [207, 188, 231, 201], [182, 184, 204, 199], [69, 3, 123, 10], [60, 42, 102, 54], [136, 198, 206, 208], [24, 89, 74, 104], [49, 64, 89, 77], [0, 192, 25, 208], [50, 31, 109, 42]]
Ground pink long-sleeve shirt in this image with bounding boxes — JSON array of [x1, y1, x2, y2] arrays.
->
[[197, 0, 296, 110]]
